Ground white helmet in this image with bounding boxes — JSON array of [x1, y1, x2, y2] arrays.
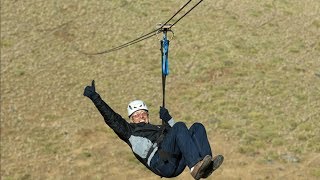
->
[[127, 100, 148, 117]]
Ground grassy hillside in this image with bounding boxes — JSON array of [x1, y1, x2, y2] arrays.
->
[[1, 0, 320, 179]]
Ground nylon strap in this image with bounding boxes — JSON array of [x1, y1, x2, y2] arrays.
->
[[160, 30, 170, 128], [161, 31, 169, 108]]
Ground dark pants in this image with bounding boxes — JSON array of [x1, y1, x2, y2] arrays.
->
[[150, 122, 212, 177]]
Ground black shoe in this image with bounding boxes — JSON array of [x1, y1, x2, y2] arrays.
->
[[213, 155, 224, 171], [202, 155, 224, 179], [191, 155, 212, 180]]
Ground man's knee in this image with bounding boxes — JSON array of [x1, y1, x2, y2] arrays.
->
[[173, 122, 187, 130], [190, 122, 205, 132]]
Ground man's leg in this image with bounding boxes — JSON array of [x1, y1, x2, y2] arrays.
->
[[150, 122, 199, 177], [189, 122, 212, 157], [160, 122, 202, 168], [152, 122, 214, 179], [189, 122, 224, 178]]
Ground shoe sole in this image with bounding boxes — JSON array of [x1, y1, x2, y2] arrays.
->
[[212, 155, 224, 171], [194, 155, 212, 180], [202, 155, 224, 178], [201, 160, 214, 178]]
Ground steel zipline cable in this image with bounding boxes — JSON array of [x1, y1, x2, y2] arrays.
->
[[169, 0, 203, 28], [78, 0, 203, 55]]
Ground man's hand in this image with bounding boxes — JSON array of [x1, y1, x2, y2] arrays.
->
[[84, 80, 97, 100], [159, 106, 172, 122]]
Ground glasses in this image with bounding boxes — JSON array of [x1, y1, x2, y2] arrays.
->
[[131, 111, 148, 119]]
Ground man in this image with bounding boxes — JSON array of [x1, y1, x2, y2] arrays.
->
[[84, 80, 224, 179]]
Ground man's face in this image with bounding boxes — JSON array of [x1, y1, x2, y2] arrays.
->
[[131, 110, 149, 124]]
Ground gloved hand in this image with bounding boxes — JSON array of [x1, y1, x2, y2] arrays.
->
[[159, 106, 172, 122], [83, 80, 97, 100]]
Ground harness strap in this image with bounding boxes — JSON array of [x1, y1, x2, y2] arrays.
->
[[146, 125, 180, 163], [146, 126, 167, 160], [158, 149, 181, 161], [161, 32, 169, 128], [146, 125, 182, 177]]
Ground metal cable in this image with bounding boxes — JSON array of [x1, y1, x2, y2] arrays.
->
[[170, 0, 203, 27], [79, 32, 157, 55], [78, 0, 203, 55]]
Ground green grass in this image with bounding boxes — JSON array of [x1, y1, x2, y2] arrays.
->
[[311, 169, 320, 177], [1, 0, 320, 179]]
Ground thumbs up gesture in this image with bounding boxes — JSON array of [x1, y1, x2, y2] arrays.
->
[[83, 80, 97, 100]]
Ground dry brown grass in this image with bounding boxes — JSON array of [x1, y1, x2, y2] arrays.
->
[[1, 0, 320, 179]]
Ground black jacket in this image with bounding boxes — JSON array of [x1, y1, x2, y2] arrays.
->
[[90, 93, 173, 176]]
